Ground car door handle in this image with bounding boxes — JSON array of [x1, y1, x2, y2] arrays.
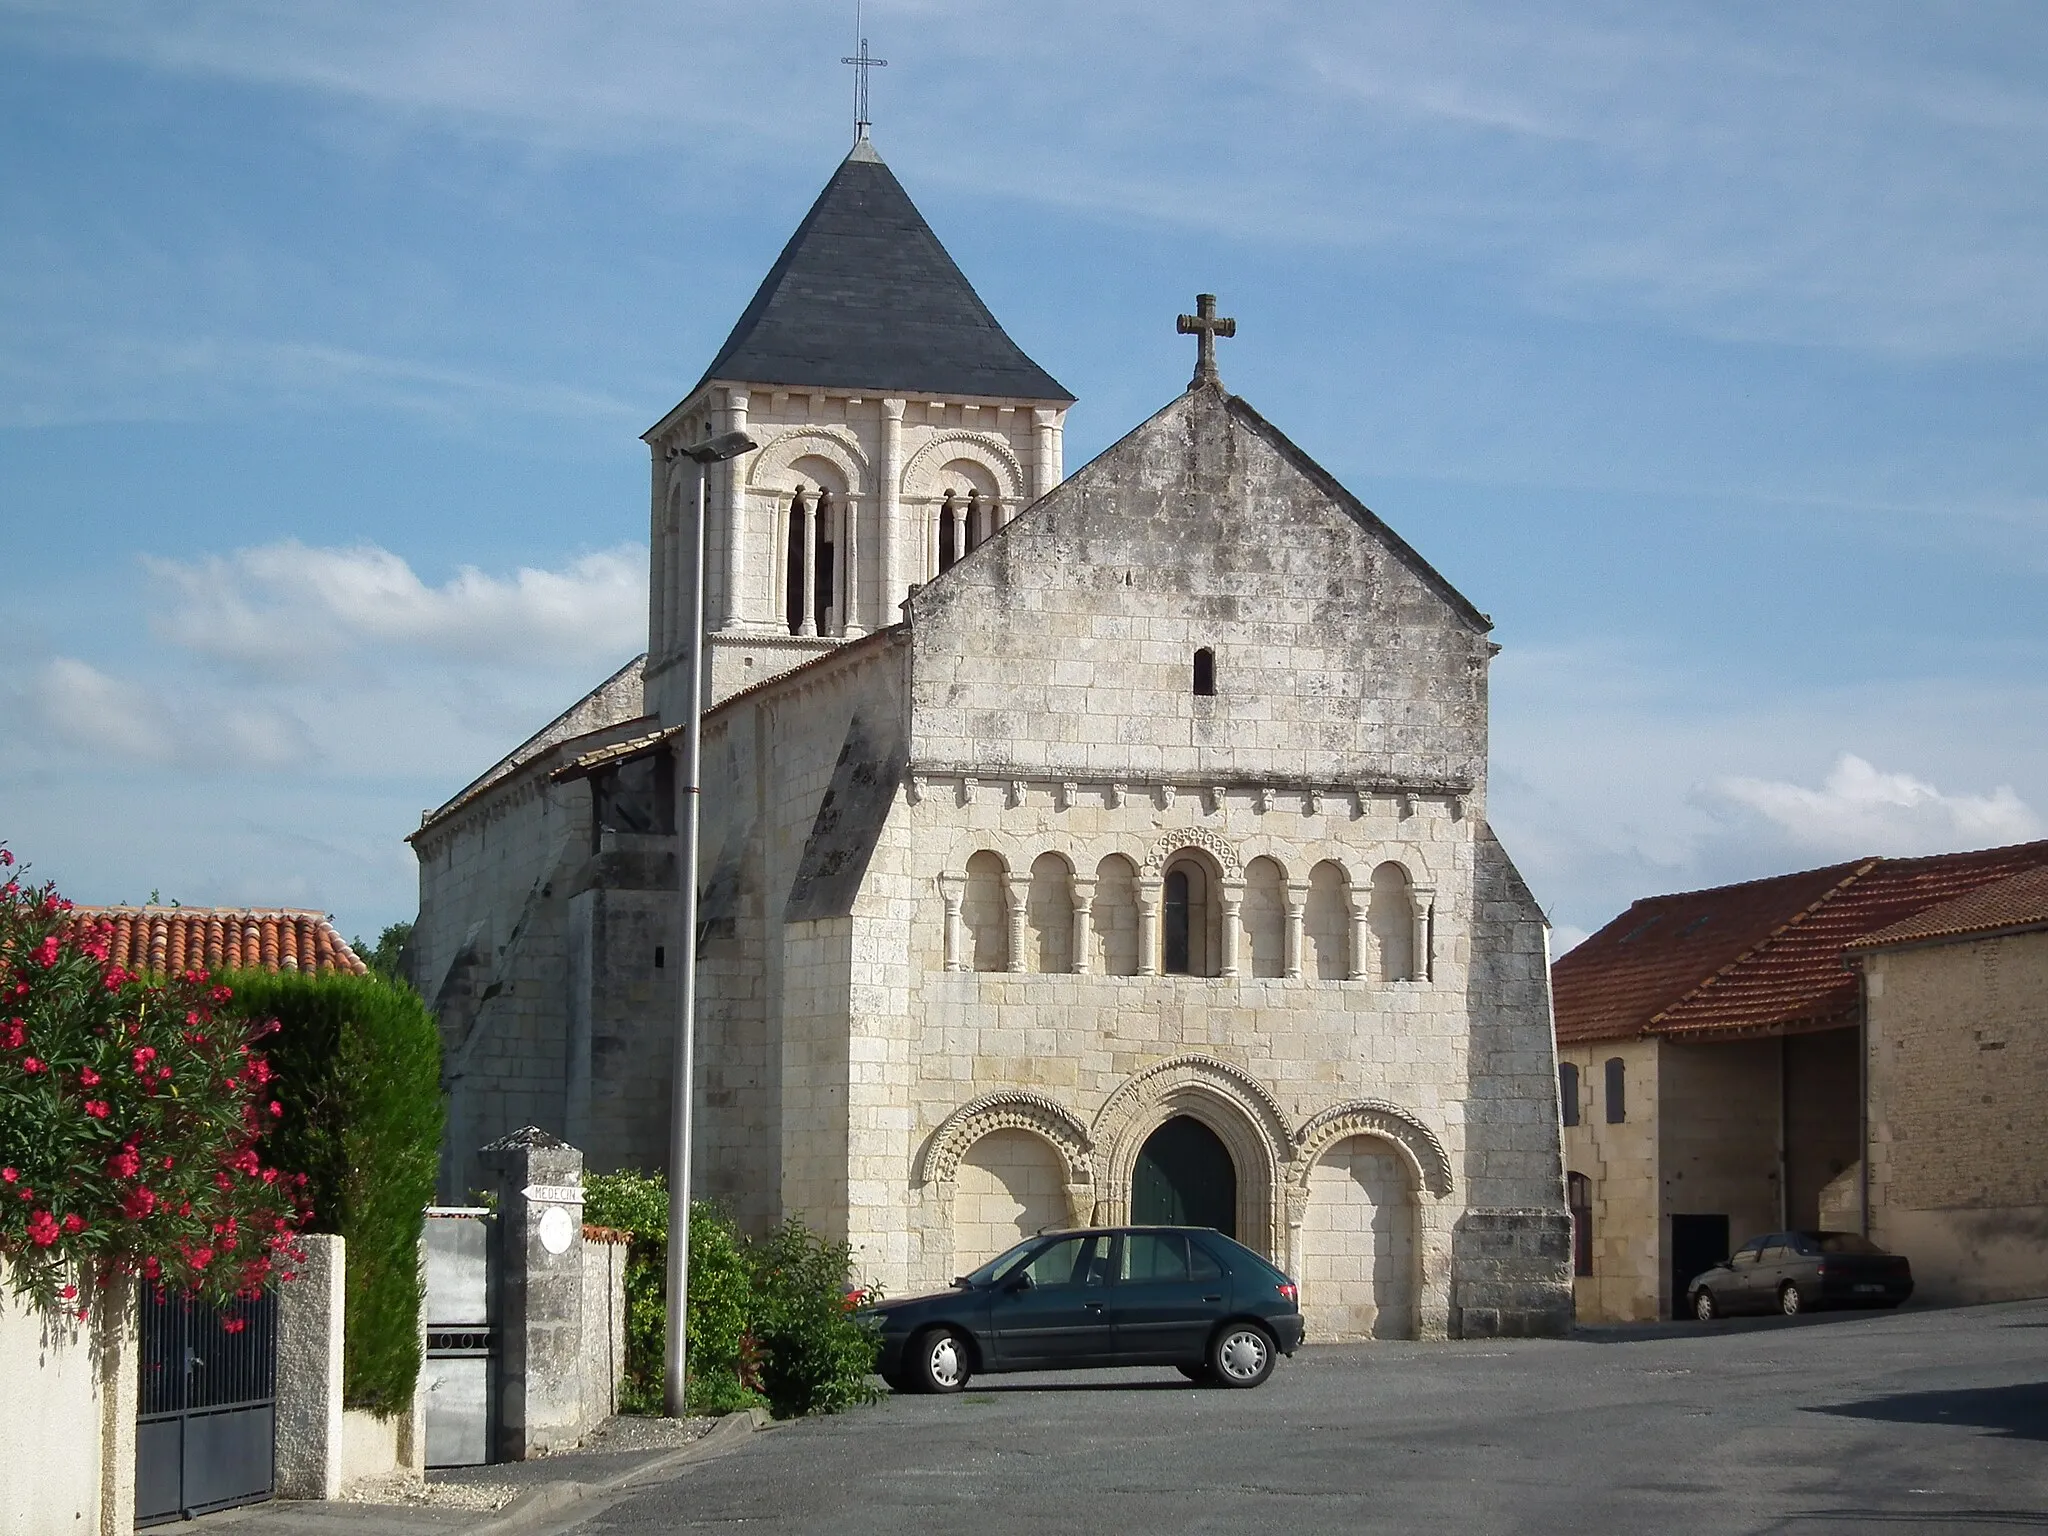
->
[[1203, 1295, 1223, 1303], [1085, 1302, 1104, 1312]]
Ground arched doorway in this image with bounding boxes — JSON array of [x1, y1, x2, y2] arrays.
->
[[1131, 1116, 1237, 1238]]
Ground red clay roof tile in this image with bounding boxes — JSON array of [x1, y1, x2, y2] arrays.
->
[[1553, 840, 2048, 1045], [1846, 863, 2048, 951], [63, 907, 368, 977]]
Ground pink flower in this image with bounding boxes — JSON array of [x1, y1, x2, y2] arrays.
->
[[222, 1317, 246, 1335], [25, 1209, 58, 1247], [83, 1100, 109, 1119], [78, 1067, 99, 1087], [121, 1187, 158, 1220], [0, 1168, 14, 1183], [0, 848, 13, 866], [132, 1046, 157, 1071], [269, 1101, 282, 1117], [21, 1057, 45, 1074], [59, 1283, 76, 1301], [0, 1018, 22, 1049], [61, 1213, 84, 1234], [30, 936, 58, 968]]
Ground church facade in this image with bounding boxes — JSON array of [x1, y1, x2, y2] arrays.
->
[[410, 136, 1571, 1339]]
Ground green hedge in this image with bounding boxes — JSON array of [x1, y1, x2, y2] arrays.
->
[[583, 1172, 878, 1419], [229, 970, 443, 1416]]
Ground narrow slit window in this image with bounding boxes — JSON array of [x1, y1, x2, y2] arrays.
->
[[1604, 1057, 1626, 1124], [1192, 647, 1216, 697], [1559, 1062, 1580, 1127]]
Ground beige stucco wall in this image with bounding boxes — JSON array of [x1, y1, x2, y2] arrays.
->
[[1866, 929, 2048, 1304], [0, 1270, 136, 1536]]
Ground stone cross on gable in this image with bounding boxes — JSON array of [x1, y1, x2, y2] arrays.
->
[[1176, 293, 1236, 390]]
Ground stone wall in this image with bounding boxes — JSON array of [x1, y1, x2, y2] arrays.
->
[[1866, 929, 2048, 1304], [1560, 1038, 1661, 1321]]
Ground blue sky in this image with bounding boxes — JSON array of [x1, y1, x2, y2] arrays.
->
[[3, 1, 2043, 951]]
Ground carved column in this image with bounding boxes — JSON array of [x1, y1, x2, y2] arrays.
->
[[1283, 880, 1309, 980], [840, 493, 862, 637], [879, 397, 904, 615], [797, 491, 819, 636], [1033, 408, 1059, 500], [1218, 878, 1246, 978], [950, 505, 966, 566], [1136, 875, 1163, 976], [938, 874, 966, 973], [1003, 875, 1029, 974], [1411, 885, 1436, 983], [1070, 875, 1096, 975], [721, 390, 749, 629], [1347, 893, 1372, 983]]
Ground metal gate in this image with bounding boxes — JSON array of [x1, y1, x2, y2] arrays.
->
[[422, 1206, 497, 1466], [135, 1289, 278, 1526]]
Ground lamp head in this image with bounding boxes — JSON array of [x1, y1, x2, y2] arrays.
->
[[681, 430, 759, 465]]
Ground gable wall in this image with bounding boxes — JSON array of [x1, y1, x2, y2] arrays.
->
[[905, 391, 1490, 792]]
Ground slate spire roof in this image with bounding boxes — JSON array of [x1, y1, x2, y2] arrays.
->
[[692, 139, 1073, 404]]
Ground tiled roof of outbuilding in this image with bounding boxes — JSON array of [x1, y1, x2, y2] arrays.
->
[[64, 908, 367, 977], [687, 139, 1072, 405], [1846, 864, 2048, 951], [1553, 840, 2048, 1045]]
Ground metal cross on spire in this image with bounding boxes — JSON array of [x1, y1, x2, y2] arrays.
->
[[841, 6, 888, 144], [1176, 293, 1237, 391]]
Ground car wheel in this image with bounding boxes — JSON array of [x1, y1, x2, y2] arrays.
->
[[1208, 1323, 1276, 1389], [1176, 1363, 1214, 1384], [1693, 1289, 1718, 1322], [1778, 1283, 1802, 1317], [909, 1327, 971, 1394]]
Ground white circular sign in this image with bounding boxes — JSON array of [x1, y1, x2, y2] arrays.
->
[[537, 1205, 575, 1255]]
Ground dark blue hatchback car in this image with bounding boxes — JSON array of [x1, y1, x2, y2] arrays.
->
[[861, 1226, 1306, 1392]]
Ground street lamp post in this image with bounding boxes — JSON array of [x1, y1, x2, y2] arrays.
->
[[664, 427, 757, 1417]]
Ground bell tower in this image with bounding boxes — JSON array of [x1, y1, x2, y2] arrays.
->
[[641, 138, 1074, 721]]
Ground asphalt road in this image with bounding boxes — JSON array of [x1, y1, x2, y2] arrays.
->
[[585, 1298, 2048, 1536]]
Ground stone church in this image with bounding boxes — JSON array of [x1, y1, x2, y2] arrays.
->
[[410, 134, 1571, 1339]]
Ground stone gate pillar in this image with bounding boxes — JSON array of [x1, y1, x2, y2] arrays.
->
[[480, 1128, 586, 1461]]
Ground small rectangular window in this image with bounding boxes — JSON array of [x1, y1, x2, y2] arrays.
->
[[1559, 1063, 1580, 1127], [1604, 1056, 1626, 1124], [654, 946, 666, 969], [1192, 648, 1216, 696]]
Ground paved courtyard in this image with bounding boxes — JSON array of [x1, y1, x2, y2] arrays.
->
[[590, 1298, 2048, 1536]]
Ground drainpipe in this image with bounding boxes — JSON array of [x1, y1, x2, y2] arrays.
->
[[1856, 963, 1871, 1238], [1777, 1035, 1790, 1231]]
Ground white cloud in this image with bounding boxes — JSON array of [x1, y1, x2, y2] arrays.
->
[[28, 657, 175, 760], [1706, 754, 2042, 861], [145, 540, 647, 670], [6, 1, 2046, 357]]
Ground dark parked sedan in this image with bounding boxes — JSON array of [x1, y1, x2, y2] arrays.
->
[[1688, 1230, 1913, 1320], [861, 1226, 1306, 1392]]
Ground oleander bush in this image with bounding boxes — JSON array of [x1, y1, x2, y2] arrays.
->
[[0, 849, 306, 1322], [582, 1171, 878, 1419], [230, 968, 442, 1416]]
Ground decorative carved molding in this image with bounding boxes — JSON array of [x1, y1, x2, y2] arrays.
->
[[959, 777, 978, 807], [1109, 783, 1128, 809], [1091, 1053, 1293, 1165], [1143, 829, 1242, 879], [906, 775, 926, 805], [899, 430, 1028, 504], [1307, 789, 1325, 817], [1008, 779, 1027, 809], [744, 425, 872, 495], [1058, 781, 1078, 811], [918, 1090, 1094, 1187], [1256, 787, 1276, 814], [1157, 783, 1177, 810], [1290, 1099, 1454, 1199]]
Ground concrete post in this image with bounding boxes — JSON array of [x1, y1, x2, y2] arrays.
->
[[481, 1128, 586, 1460], [275, 1233, 345, 1499]]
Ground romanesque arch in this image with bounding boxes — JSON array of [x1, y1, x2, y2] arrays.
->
[[914, 1090, 1095, 1283], [1286, 1099, 1455, 1341], [1288, 1099, 1454, 1200], [918, 1089, 1093, 1189], [1092, 1054, 1292, 1258], [745, 427, 870, 496], [899, 431, 1026, 505]]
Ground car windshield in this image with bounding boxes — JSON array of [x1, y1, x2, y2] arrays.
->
[[959, 1236, 1052, 1287], [1814, 1232, 1885, 1256]]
